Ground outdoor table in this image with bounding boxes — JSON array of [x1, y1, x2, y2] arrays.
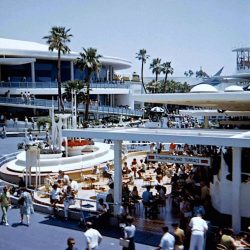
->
[[92, 181, 108, 190]]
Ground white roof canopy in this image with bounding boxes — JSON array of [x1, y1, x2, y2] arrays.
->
[[133, 92, 250, 111], [63, 128, 250, 148]]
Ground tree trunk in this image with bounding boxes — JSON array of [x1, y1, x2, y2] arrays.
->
[[84, 75, 91, 121], [57, 50, 64, 112], [141, 61, 147, 93], [163, 73, 168, 93]]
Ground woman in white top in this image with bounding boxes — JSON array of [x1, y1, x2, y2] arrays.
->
[[123, 216, 136, 250], [50, 183, 62, 217], [19, 188, 34, 225], [63, 186, 75, 221]]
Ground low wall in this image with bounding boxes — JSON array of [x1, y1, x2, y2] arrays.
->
[[7, 142, 112, 173], [210, 175, 250, 218]]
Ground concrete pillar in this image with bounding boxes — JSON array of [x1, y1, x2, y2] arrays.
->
[[111, 66, 113, 81], [220, 149, 228, 183], [70, 61, 74, 80], [232, 147, 242, 233], [113, 140, 122, 215], [31, 62, 35, 83], [107, 69, 109, 82], [204, 116, 209, 129]]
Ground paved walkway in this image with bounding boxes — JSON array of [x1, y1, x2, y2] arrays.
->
[[0, 207, 158, 250]]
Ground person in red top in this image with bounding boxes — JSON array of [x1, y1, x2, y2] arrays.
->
[[169, 143, 176, 153], [131, 158, 137, 178]]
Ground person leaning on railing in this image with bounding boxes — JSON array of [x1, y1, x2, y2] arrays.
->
[[49, 183, 62, 218], [63, 185, 75, 221]]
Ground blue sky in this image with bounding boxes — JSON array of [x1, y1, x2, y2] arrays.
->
[[0, 0, 250, 77]]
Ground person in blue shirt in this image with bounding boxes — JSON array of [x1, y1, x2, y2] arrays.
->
[[142, 186, 153, 218]]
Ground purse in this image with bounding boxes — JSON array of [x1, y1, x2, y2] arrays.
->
[[119, 238, 130, 248]]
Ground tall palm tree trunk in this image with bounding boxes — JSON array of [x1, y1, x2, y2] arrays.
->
[[57, 50, 64, 112], [84, 75, 91, 121], [155, 73, 158, 83], [141, 61, 147, 93], [163, 73, 168, 93]]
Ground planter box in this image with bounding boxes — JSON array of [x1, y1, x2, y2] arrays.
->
[[67, 146, 87, 156]]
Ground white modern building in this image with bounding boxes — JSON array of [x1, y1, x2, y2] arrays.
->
[[0, 37, 143, 118]]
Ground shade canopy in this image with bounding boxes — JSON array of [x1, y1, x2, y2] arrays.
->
[[150, 107, 165, 113]]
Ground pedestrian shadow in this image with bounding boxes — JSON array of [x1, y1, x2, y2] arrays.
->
[[11, 222, 29, 228], [39, 217, 81, 231]]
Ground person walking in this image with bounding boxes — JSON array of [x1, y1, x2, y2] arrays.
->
[[65, 237, 78, 250], [188, 213, 208, 250], [156, 226, 175, 250], [122, 216, 136, 250], [19, 188, 34, 225], [0, 186, 11, 226], [171, 223, 185, 250], [1, 126, 6, 139], [84, 221, 103, 250]]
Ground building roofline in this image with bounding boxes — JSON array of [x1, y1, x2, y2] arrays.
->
[[0, 37, 131, 69]]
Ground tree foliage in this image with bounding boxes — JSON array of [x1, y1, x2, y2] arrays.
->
[[146, 80, 191, 93], [74, 48, 102, 122], [43, 26, 73, 112], [150, 58, 162, 82]]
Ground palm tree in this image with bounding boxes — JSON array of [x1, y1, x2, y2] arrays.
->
[[196, 67, 209, 78], [63, 80, 86, 108], [136, 49, 149, 93], [43, 26, 73, 112], [188, 70, 194, 77], [150, 58, 162, 83], [184, 71, 189, 77], [161, 61, 174, 93], [75, 48, 102, 122]]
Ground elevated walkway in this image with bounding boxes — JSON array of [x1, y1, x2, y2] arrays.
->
[[0, 97, 143, 117]]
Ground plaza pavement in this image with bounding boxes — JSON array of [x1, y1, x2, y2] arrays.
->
[[0, 136, 161, 250]]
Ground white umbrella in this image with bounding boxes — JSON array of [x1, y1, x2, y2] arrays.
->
[[150, 107, 165, 113]]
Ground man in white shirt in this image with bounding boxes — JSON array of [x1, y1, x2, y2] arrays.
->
[[157, 226, 175, 250], [84, 221, 102, 250], [70, 179, 79, 194], [189, 213, 208, 250]]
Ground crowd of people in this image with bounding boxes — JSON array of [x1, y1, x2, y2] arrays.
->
[[1, 139, 250, 249]]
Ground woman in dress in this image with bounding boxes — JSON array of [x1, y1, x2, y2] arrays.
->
[[123, 216, 136, 250], [0, 186, 11, 226], [19, 188, 34, 225], [63, 186, 75, 221]]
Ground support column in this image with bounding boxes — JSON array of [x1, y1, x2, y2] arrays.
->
[[232, 147, 242, 233], [107, 68, 109, 82], [31, 62, 35, 83], [204, 116, 209, 129], [113, 140, 122, 215], [70, 61, 74, 80]]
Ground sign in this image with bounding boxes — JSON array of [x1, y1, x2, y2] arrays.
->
[[147, 153, 211, 166]]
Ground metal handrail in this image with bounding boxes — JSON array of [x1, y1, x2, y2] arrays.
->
[[0, 81, 130, 89], [0, 97, 143, 116], [0, 152, 19, 167]]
